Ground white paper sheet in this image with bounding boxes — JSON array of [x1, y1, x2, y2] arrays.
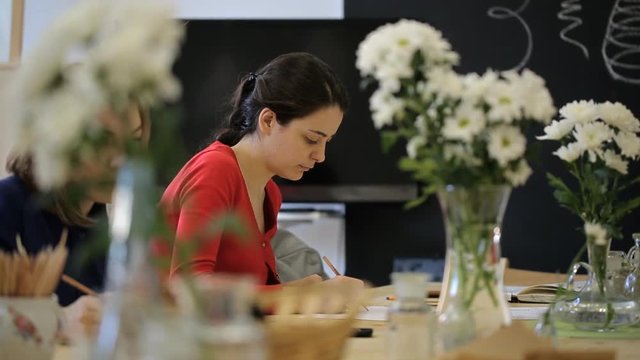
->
[[509, 306, 548, 320]]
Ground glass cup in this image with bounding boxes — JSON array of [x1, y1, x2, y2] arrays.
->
[[606, 250, 629, 297]]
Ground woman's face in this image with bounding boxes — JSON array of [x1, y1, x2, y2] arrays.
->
[[71, 105, 145, 204], [262, 105, 343, 181]]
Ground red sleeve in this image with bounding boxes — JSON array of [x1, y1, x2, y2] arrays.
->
[[169, 159, 236, 276]]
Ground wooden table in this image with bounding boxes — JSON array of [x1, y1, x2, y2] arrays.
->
[[343, 268, 639, 360], [54, 268, 639, 359]]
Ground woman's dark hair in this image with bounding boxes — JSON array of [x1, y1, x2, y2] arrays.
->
[[217, 52, 349, 146]]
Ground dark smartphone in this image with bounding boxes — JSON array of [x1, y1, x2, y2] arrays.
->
[[351, 327, 374, 338]]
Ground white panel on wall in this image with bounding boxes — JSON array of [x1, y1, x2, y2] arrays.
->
[[0, 67, 19, 177], [176, 0, 344, 20], [22, 0, 80, 56], [0, 0, 11, 62]]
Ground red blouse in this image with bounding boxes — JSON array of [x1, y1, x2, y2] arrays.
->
[[160, 141, 282, 286]]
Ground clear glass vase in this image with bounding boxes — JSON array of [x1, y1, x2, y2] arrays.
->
[[553, 239, 640, 331], [93, 159, 198, 360], [436, 184, 512, 350]]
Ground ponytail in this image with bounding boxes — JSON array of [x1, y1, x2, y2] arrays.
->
[[217, 73, 261, 146], [216, 52, 349, 146]]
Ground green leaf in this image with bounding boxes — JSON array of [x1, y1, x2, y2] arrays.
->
[[404, 192, 429, 209], [380, 131, 400, 153], [611, 196, 640, 222], [546, 173, 581, 215]]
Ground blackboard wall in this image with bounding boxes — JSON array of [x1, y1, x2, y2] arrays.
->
[[174, 0, 640, 285]]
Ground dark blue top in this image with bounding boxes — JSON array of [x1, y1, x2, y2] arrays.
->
[[0, 175, 106, 306]]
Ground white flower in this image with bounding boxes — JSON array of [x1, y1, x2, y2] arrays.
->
[[369, 89, 405, 129], [442, 103, 486, 143], [514, 69, 555, 124], [504, 159, 532, 187], [584, 222, 608, 246], [615, 131, 640, 159], [461, 70, 498, 102], [597, 101, 640, 133], [26, 88, 94, 188], [553, 142, 584, 162], [415, 115, 428, 136], [572, 121, 614, 150], [602, 149, 629, 174], [485, 79, 522, 123], [17, 0, 183, 189], [537, 119, 575, 140], [559, 100, 597, 124], [406, 136, 427, 159], [487, 125, 527, 166], [423, 68, 463, 100], [356, 19, 458, 82]]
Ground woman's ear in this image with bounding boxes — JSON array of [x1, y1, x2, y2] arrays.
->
[[257, 108, 277, 135]]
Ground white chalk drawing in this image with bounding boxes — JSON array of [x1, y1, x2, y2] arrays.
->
[[487, 0, 532, 71], [602, 0, 640, 85], [558, 0, 589, 59]]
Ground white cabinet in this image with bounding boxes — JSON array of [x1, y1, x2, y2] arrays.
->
[[277, 203, 346, 275]]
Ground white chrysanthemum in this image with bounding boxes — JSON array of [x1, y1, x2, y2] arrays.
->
[[485, 80, 522, 123], [423, 68, 463, 100], [615, 131, 640, 159], [597, 101, 640, 133], [92, 5, 182, 107], [356, 19, 459, 81], [442, 103, 485, 142], [559, 100, 597, 124], [513, 69, 555, 124], [553, 142, 584, 162], [369, 89, 405, 129], [602, 149, 628, 174], [17, 0, 183, 189], [406, 136, 427, 159], [537, 119, 575, 140], [443, 143, 482, 166], [27, 89, 94, 188], [461, 70, 498, 102], [415, 115, 428, 136], [584, 222, 608, 246], [573, 121, 614, 150], [504, 159, 532, 187], [487, 125, 527, 166]]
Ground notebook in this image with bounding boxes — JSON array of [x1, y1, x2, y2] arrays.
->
[[504, 281, 585, 303]]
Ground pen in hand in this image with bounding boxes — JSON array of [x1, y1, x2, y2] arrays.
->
[[322, 256, 369, 312]]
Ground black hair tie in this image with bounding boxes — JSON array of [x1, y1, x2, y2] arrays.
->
[[248, 72, 258, 82]]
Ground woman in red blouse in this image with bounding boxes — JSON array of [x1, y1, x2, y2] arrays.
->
[[161, 52, 362, 289]]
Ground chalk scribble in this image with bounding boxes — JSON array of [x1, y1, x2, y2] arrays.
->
[[487, 0, 532, 71], [558, 0, 589, 59], [602, 0, 640, 85]]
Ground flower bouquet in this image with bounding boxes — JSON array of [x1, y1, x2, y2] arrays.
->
[[538, 100, 640, 330], [12, 1, 198, 358], [17, 0, 183, 190], [356, 18, 555, 344]]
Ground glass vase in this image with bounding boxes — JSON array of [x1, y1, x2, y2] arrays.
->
[[436, 184, 511, 350], [92, 159, 198, 360], [553, 239, 640, 331]]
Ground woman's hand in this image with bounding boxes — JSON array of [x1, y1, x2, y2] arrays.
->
[[323, 275, 365, 289], [283, 274, 323, 287], [63, 295, 103, 336]]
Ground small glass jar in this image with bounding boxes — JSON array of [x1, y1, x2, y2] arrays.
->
[[624, 233, 640, 300], [606, 250, 630, 297], [196, 275, 266, 360], [386, 272, 435, 360]]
